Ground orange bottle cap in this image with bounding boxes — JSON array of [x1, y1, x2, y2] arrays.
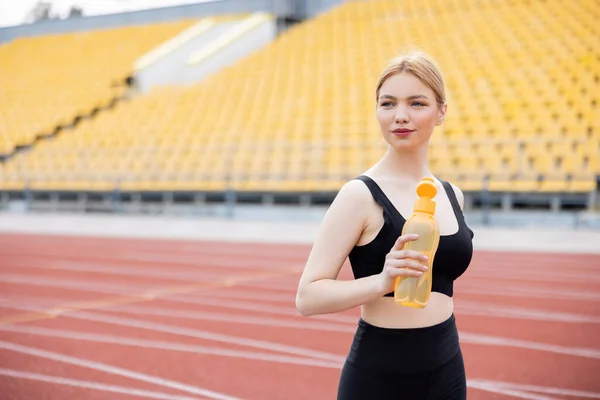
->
[[414, 177, 437, 214]]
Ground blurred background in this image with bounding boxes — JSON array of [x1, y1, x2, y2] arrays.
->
[[0, 0, 598, 230]]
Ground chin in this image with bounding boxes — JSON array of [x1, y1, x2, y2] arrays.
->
[[386, 135, 429, 152]]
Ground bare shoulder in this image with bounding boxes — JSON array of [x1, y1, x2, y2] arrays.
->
[[335, 178, 374, 207], [297, 179, 374, 285], [321, 178, 375, 233], [447, 181, 465, 210]]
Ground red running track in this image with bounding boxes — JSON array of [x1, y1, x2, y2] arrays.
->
[[0, 233, 599, 400]]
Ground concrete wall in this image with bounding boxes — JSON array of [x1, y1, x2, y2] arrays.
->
[[134, 19, 238, 92], [302, 0, 347, 17], [135, 14, 276, 93]]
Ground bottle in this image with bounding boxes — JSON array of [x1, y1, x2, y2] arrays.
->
[[394, 177, 440, 308]]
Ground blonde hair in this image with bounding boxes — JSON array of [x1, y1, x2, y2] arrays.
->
[[375, 51, 446, 109]]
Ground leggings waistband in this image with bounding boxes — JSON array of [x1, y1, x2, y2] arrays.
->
[[346, 314, 460, 374], [357, 313, 456, 335]]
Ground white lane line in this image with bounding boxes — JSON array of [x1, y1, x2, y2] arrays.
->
[[455, 301, 600, 324], [0, 341, 241, 400], [472, 379, 600, 398], [0, 274, 152, 295], [171, 290, 600, 325], [0, 240, 308, 262], [0, 273, 296, 302], [0, 291, 355, 325], [97, 305, 356, 333], [457, 283, 600, 301], [244, 267, 600, 286], [472, 256, 600, 271], [460, 331, 600, 359], [468, 380, 560, 400], [171, 291, 600, 325], [188, 290, 294, 303], [0, 301, 345, 363], [0, 368, 205, 400], [223, 283, 600, 304], [0, 273, 284, 302], [466, 269, 600, 284], [1, 251, 297, 271], [227, 280, 299, 292], [231, 275, 600, 301], [3, 260, 237, 283], [162, 294, 359, 324], [0, 324, 342, 369], [457, 307, 599, 324], [0, 272, 296, 303], [171, 295, 600, 324]]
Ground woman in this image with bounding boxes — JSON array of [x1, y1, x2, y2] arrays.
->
[[295, 51, 474, 399]]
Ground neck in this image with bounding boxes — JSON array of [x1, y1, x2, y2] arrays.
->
[[380, 145, 433, 182]]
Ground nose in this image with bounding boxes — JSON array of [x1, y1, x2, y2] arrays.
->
[[394, 107, 409, 124]]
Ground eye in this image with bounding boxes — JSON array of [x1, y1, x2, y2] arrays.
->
[[380, 101, 393, 107], [412, 101, 426, 107]]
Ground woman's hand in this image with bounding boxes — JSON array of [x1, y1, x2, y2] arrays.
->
[[377, 234, 429, 294]]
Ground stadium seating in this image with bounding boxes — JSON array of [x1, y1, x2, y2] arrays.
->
[[1, 0, 598, 193], [0, 19, 198, 155]]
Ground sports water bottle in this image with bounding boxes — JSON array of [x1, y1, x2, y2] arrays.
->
[[394, 177, 440, 308]]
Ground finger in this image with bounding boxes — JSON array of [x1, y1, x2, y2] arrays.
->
[[392, 233, 419, 251], [390, 260, 428, 272], [390, 267, 423, 278], [390, 249, 429, 263]]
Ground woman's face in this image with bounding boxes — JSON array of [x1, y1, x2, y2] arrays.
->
[[376, 72, 446, 150]]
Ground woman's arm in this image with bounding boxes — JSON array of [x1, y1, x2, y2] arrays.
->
[[295, 180, 384, 317]]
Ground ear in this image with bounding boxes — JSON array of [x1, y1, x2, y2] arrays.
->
[[436, 103, 447, 126]]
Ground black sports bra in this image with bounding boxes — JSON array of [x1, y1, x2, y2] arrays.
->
[[348, 175, 474, 298]]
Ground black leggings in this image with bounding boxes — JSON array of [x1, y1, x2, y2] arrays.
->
[[337, 314, 466, 400]]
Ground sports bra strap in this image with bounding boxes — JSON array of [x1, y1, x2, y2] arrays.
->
[[354, 175, 403, 220], [441, 181, 464, 222]]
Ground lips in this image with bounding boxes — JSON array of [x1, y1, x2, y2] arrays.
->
[[392, 128, 415, 137]]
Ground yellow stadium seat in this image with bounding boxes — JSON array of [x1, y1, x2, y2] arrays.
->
[[568, 177, 597, 193], [488, 175, 514, 192], [539, 175, 570, 192]]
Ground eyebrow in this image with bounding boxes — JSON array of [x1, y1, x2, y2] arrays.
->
[[379, 94, 430, 100]]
